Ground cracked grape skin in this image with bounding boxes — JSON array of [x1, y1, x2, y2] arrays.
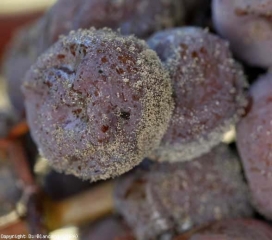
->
[[212, 0, 272, 68], [147, 27, 248, 162], [236, 73, 272, 220], [22, 28, 174, 181]]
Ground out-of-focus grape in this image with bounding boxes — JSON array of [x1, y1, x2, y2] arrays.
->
[[212, 0, 272, 68], [237, 72, 272, 219], [114, 144, 253, 240]]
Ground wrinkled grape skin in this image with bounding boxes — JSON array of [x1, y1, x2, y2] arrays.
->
[[3, 0, 183, 115], [187, 219, 272, 240], [236, 73, 272, 219], [79, 216, 133, 240], [114, 144, 253, 240], [212, 0, 272, 68], [147, 27, 248, 162], [22, 28, 173, 181]]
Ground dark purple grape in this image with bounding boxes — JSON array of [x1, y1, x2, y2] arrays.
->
[[3, 0, 183, 114], [44, 0, 184, 45], [0, 156, 22, 216], [212, 0, 272, 68], [236, 72, 272, 219], [114, 144, 253, 240], [187, 219, 272, 240], [147, 27, 248, 162], [79, 216, 133, 240], [22, 28, 173, 181]]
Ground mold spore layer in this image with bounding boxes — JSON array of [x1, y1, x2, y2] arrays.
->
[[22, 28, 174, 181], [148, 27, 248, 162]]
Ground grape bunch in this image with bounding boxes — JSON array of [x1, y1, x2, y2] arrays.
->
[[1, 0, 272, 239]]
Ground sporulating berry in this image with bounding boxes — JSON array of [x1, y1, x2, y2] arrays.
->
[[22, 28, 173, 181], [148, 27, 248, 162]]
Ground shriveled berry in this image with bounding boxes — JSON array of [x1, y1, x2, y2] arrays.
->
[[236, 73, 272, 219], [114, 144, 252, 240], [212, 0, 272, 68], [186, 219, 272, 240], [148, 27, 248, 162], [22, 28, 173, 181]]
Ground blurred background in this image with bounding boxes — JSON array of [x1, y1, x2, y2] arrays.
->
[[0, 0, 56, 60], [0, 0, 57, 107]]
